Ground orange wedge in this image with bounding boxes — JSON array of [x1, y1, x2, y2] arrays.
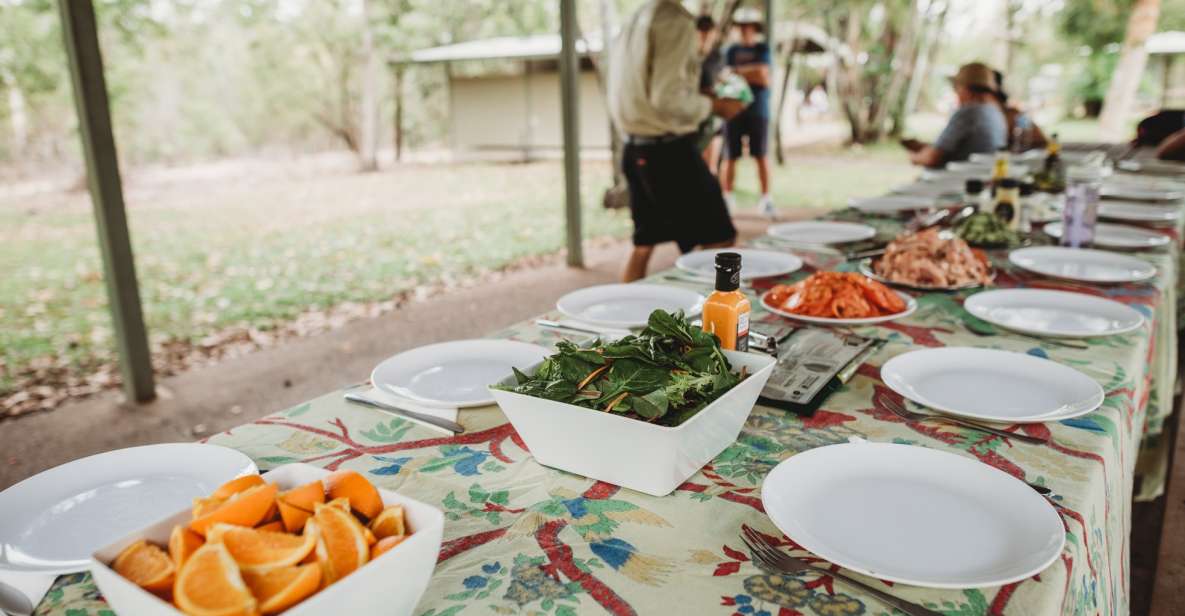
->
[[308, 503, 368, 584], [168, 525, 205, 568], [213, 475, 266, 500], [325, 470, 383, 520], [207, 523, 316, 573], [280, 480, 325, 511], [192, 496, 226, 518], [175, 543, 257, 616], [243, 564, 321, 614], [191, 483, 279, 537], [369, 505, 405, 539], [277, 499, 314, 534], [370, 535, 407, 560], [325, 497, 351, 513], [112, 539, 175, 595], [256, 520, 285, 533]]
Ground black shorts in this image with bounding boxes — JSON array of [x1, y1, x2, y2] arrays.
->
[[723, 109, 769, 159], [622, 135, 737, 253]]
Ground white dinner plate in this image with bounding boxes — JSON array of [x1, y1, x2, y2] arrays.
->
[[766, 221, 877, 245], [1042, 222, 1170, 250], [880, 347, 1104, 422], [1009, 246, 1157, 283], [372, 339, 551, 408], [557, 284, 704, 329], [964, 289, 1144, 338], [675, 248, 803, 281], [0, 444, 256, 573], [849, 195, 936, 213], [762, 441, 1064, 588], [760, 289, 917, 325], [1098, 200, 1181, 224], [1101, 184, 1182, 202]]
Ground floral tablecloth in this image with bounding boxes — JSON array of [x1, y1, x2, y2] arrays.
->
[[36, 211, 1180, 616]]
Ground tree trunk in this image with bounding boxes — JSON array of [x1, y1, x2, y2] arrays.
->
[[357, 0, 380, 171], [901, 0, 949, 126], [393, 67, 404, 163], [868, 0, 920, 141], [773, 22, 799, 166], [1099, 0, 1161, 141], [1, 68, 28, 154]]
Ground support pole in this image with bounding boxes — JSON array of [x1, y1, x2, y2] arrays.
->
[[58, 0, 155, 402], [559, 0, 584, 268]]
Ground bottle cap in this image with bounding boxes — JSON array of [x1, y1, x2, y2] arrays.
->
[[1020, 182, 1035, 196], [715, 252, 742, 269], [999, 178, 1020, 189], [964, 179, 985, 194]]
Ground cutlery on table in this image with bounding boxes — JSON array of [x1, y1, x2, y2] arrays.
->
[[882, 397, 1047, 445], [535, 319, 631, 338], [906, 208, 952, 232], [343, 393, 464, 434], [740, 527, 943, 616], [961, 319, 1089, 350]]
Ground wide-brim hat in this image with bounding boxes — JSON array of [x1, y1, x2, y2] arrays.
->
[[732, 7, 764, 28], [949, 62, 997, 91]]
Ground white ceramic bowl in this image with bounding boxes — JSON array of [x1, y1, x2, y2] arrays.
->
[[489, 350, 775, 496], [90, 463, 445, 616]]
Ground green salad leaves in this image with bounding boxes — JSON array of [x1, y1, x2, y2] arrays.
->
[[496, 310, 744, 427]]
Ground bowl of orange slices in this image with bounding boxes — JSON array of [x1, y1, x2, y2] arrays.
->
[[89, 463, 444, 616]]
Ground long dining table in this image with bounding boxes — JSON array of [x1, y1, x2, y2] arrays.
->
[[37, 169, 1182, 616]]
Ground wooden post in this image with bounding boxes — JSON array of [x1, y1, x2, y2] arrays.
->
[[57, 0, 155, 403], [559, 0, 584, 268]]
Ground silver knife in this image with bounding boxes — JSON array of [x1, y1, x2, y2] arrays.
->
[[343, 393, 465, 433]]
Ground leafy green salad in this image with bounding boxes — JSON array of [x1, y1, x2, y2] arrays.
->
[[495, 310, 745, 427], [955, 211, 1020, 247]]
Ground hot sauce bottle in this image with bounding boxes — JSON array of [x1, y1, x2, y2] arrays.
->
[[702, 252, 750, 351]]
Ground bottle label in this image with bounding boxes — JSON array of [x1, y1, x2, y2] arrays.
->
[[736, 311, 750, 352]]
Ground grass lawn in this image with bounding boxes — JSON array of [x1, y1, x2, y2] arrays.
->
[[0, 145, 915, 404]]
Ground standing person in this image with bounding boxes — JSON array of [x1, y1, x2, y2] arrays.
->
[[607, 0, 744, 282], [697, 14, 725, 173], [901, 62, 1006, 168], [720, 8, 775, 219]]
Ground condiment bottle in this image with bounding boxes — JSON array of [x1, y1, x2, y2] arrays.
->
[[994, 178, 1020, 228], [1017, 182, 1036, 233], [702, 252, 750, 351], [992, 151, 1009, 186], [1037, 133, 1066, 193], [963, 179, 985, 213]]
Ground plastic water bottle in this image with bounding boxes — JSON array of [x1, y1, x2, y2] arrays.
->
[[1060, 165, 1102, 248]]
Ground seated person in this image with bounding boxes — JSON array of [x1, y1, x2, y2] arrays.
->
[[992, 69, 1047, 151], [1136, 110, 1185, 160], [902, 62, 1006, 168]]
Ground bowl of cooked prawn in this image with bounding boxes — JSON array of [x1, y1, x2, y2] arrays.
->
[[761, 272, 917, 325], [861, 229, 994, 292]]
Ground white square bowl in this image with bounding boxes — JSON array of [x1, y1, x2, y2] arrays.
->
[[489, 350, 775, 496], [90, 463, 444, 616]]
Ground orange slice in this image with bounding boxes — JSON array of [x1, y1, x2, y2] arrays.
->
[[168, 525, 205, 568], [175, 543, 257, 616], [191, 483, 279, 537], [277, 499, 314, 534], [325, 470, 383, 520], [212, 475, 266, 500], [280, 481, 325, 511], [193, 496, 226, 518], [325, 497, 351, 513], [368, 505, 405, 539], [370, 535, 407, 560], [112, 539, 175, 595], [308, 503, 368, 584], [243, 564, 321, 615], [256, 520, 284, 533], [207, 523, 316, 572]]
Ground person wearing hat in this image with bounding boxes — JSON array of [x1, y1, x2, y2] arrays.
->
[[607, 0, 745, 282], [720, 7, 775, 218], [902, 62, 1007, 168]]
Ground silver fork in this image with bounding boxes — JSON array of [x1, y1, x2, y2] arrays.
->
[[882, 397, 1048, 445], [741, 527, 943, 616]]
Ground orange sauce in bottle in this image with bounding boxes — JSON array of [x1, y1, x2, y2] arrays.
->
[[701, 252, 750, 351]]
